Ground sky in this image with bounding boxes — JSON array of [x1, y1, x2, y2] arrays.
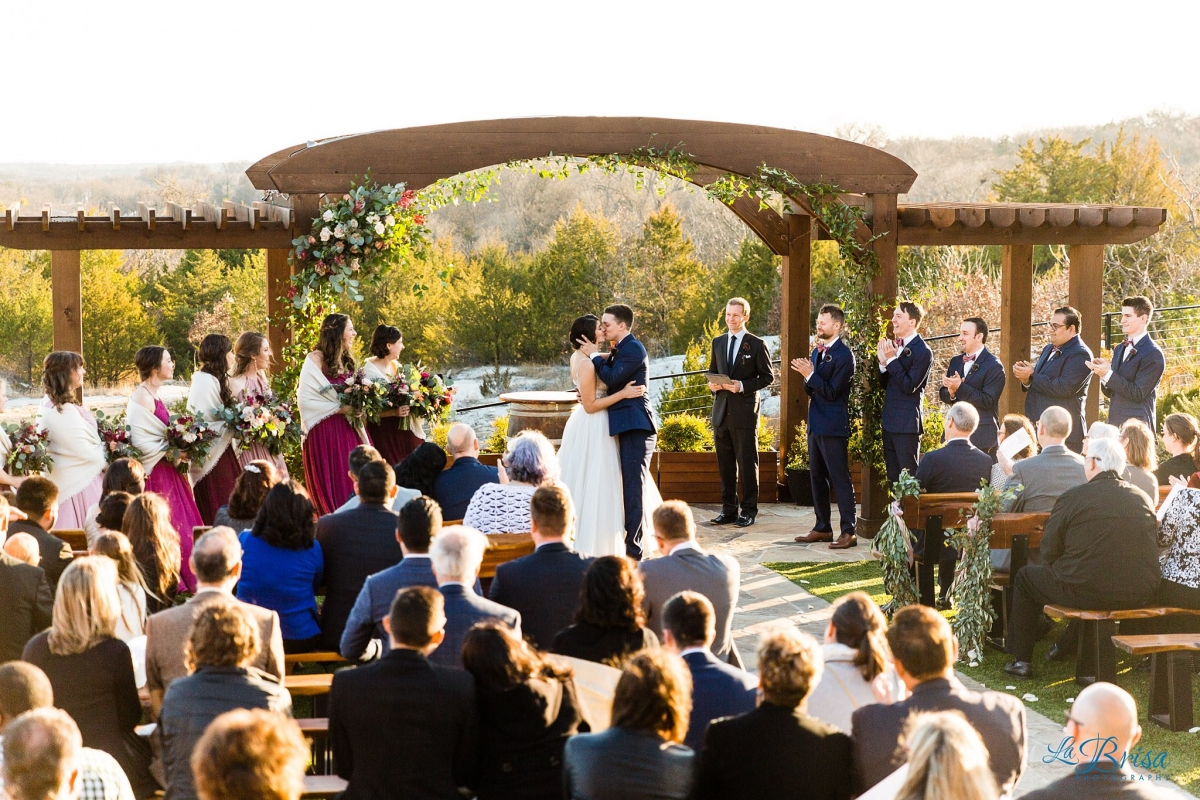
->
[[5, 0, 1199, 164]]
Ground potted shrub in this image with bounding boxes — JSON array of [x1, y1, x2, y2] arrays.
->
[[785, 422, 813, 506], [654, 413, 778, 504]]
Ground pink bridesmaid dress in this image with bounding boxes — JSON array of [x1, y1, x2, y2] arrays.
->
[[301, 372, 368, 516], [144, 398, 203, 591]]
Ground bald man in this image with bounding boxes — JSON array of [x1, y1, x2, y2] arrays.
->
[[3, 534, 41, 568], [1022, 682, 1175, 798], [431, 423, 499, 520]]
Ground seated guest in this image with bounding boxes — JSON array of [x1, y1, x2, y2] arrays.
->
[[84, 458, 146, 547], [1084, 421, 1154, 496], [1022, 682, 1177, 799], [433, 423, 498, 519], [10, 477, 72, 591], [465, 431, 558, 534], [489, 484, 592, 649], [213, 460, 278, 533], [94, 492, 133, 538], [807, 591, 901, 733], [693, 623, 852, 800], [159, 599, 292, 800], [553, 556, 659, 668], [317, 460, 404, 651], [398, 441, 450, 499], [22, 557, 157, 798], [1120, 419, 1160, 501], [641, 500, 742, 666], [563, 649, 694, 800], [462, 622, 587, 800], [0, 496, 51, 661], [122, 492, 181, 614], [990, 414, 1037, 489], [1, 708, 84, 800], [336, 445, 420, 513], [3, 533, 40, 567], [660, 591, 755, 751], [854, 606, 1026, 794], [430, 525, 521, 669], [1157, 412, 1200, 484], [1155, 486, 1200, 609], [89, 532, 149, 641], [1005, 438, 1160, 678], [145, 527, 285, 717], [1002, 406, 1087, 512], [236, 480, 324, 654], [898, 711, 1000, 800], [192, 709, 308, 800], [0, 662, 135, 800], [330, 586, 479, 799]]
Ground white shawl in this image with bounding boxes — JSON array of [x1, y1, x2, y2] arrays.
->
[[0, 429, 10, 468], [125, 398, 170, 475], [298, 356, 342, 434], [186, 372, 234, 483], [36, 399, 106, 500]]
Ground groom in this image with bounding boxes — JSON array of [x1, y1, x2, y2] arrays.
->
[[578, 304, 658, 560]]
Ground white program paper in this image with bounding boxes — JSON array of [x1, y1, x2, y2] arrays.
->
[[998, 427, 1033, 460], [1157, 481, 1185, 523]]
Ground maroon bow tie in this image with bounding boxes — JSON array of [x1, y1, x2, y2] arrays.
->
[[1122, 338, 1137, 355], [1050, 347, 1062, 358], [962, 353, 976, 364], [894, 338, 903, 349], [816, 343, 827, 355]]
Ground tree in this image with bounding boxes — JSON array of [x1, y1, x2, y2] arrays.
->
[[0, 250, 52, 388], [82, 251, 156, 387], [449, 244, 533, 376]]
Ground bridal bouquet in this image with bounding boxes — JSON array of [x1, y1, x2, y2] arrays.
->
[[330, 369, 389, 426], [163, 414, 220, 475], [219, 392, 302, 457], [4, 422, 52, 476], [95, 410, 143, 464], [405, 365, 455, 422]]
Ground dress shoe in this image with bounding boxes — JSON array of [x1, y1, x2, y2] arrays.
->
[[1044, 644, 1071, 663], [829, 533, 858, 549], [795, 529, 834, 543], [935, 596, 953, 611], [1003, 661, 1033, 679], [734, 514, 755, 528], [711, 512, 739, 525]]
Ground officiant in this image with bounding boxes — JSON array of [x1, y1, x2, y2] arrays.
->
[[707, 298, 775, 528]]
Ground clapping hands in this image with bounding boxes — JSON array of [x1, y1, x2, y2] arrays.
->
[[790, 357, 814, 379], [1085, 357, 1111, 378]]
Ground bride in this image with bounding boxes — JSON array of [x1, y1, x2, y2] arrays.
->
[[559, 314, 662, 557]]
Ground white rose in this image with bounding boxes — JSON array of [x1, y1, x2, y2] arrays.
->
[[384, 215, 395, 227], [349, 218, 358, 229], [319, 227, 331, 242], [374, 222, 385, 235], [322, 210, 334, 222], [334, 224, 345, 239], [184, 432, 197, 444]]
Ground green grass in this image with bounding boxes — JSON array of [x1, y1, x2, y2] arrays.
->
[[763, 560, 1200, 794]]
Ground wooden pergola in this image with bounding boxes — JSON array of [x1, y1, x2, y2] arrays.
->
[[0, 117, 1166, 522]]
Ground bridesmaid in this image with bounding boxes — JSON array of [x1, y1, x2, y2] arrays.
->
[[0, 379, 28, 490], [363, 324, 424, 466], [37, 352, 107, 527], [188, 334, 242, 525], [227, 331, 288, 479], [298, 313, 369, 516], [124, 346, 203, 591]]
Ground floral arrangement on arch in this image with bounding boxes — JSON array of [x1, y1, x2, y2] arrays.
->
[[289, 178, 428, 308], [163, 414, 220, 475], [95, 410, 143, 464], [3, 422, 53, 476], [218, 392, 302, 458]]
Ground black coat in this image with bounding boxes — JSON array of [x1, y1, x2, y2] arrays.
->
[[9, 520, 73, 591], [330, 648, 478, 800], [693, 702, 852, 800], [488, 543, 591, 650], [316, 503, 403, 651], [0, 553, 52, 662], [708, 331, 775, 429], [550, 623, 658, 669]]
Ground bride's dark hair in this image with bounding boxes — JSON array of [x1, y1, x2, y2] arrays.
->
[[569, 315, 600, 351]]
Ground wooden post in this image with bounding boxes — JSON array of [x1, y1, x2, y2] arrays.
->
[[859, 193, 899, 536], [999, 244, 1033, 419], [50, 251, 84, 403], [266, 248, 293, 363], [1069, 244, 1104, 425], [779, 213, 812, 484]]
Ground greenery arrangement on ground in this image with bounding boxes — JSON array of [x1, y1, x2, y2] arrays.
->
[[762, 560, 1200, 793]]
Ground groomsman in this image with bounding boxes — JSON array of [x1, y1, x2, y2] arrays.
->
[[939, 317, 1005, 458], [707, 298, 776, 528], [878, 302, 933, 484], [1013, 306, 1092, 453], [1087, 295, 1165, 431], [791, 304, 858, 548]]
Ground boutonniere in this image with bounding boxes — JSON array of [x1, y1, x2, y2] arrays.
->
[[821, 353, 832, 363], [740, 341, 751, 353], [902, 347, 912, 358]]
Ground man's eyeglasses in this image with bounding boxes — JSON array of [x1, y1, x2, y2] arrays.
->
[[1047, 322, 1065, 331]]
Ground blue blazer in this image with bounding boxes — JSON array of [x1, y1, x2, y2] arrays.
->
[[432, 584, 521, 670], [488, 542, 592, 650], [914, 438, 994, 494], [1023, 335, 1093, 450], [592, 334, 657, 436], [682, 650, 757, 752], [804, 338, 855, 438], [938, 348, 1005, 451], [432, 457, 499, 520], [881, 335, 933, 434], [1101, 335, 1165, 430]]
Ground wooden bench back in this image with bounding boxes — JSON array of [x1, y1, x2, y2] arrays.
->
[[989, 512, 1050, 549], [480, 533, 535, 579], [52, 529, 88, 551], [900, 493, 979, 529]]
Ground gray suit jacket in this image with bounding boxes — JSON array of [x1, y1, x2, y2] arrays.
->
[[145, 589, 286, 716], [1002, 444, 1087, 512], [639, 545, 742, 667]]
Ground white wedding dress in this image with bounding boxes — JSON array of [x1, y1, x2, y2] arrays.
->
[[559, 352, 661, 558]]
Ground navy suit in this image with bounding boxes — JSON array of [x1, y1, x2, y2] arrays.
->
[[1101, 334, 1165, 430], [1022, 336, 1093, 453], [804, 338, 856, 535], [681, 650, 757, 752], [432, 457, 499, 520], [915, 438, 995, 598], [316, 503, 403, 651], [939, 348, 1005, 454], [881, 334, 933, 483], [488, 542, 592, 649], [592, 333, 657, 560], [433, 583, 521, 670]]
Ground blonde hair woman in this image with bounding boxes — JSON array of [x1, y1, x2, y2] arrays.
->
[[897, 711, 999, 800], [90, 531, 151, 641], [21, 557, 157, 797]]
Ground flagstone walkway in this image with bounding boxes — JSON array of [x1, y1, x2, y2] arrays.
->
[[689, 502, 1194, 798]]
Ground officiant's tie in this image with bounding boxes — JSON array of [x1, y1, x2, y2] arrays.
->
[[728, 336, 737, 371]]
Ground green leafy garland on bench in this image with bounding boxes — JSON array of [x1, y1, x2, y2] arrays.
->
[[871, 469, 921, 617]]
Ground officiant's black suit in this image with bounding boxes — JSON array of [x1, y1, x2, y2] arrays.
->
[[708, 331, 775, 519]]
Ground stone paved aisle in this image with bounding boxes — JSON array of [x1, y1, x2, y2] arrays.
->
[[688, 502, 1194, 798]]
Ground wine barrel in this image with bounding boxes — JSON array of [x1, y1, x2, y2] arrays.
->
[[498, 391, 579, 448]]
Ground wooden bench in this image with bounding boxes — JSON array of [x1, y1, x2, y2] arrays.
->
[[1044, 605, 1200, 686], [900, 493, 978, 607], [297, 718, 333, 774], [284, 673, 334, 697], [480, 532, 535, 581], [284, 652, 350, 675], [1112, 634, 1200, 731], [51, 529, 87, 551], [984, 512, 1049, 648], [302, 775, 348, 798]]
